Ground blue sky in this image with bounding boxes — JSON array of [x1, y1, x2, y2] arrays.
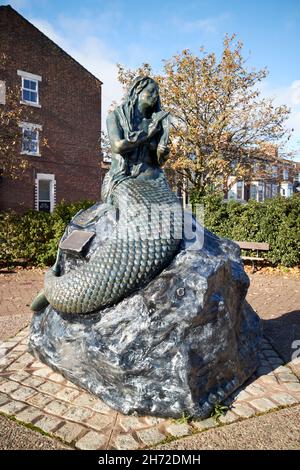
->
[[2, 0, 300, 159]]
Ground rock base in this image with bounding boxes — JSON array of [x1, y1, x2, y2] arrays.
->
[[29, 228, 261, 419]]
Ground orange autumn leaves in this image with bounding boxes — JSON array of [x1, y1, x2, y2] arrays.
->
[[116, 35, 292, 195]]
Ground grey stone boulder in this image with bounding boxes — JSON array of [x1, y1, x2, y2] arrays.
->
[[29, 226, 261, 419]]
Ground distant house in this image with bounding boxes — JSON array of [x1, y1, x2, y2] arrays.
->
[[226, 157, 299, 203], [177, 148, 299, 207], [0, 5, 102, 213]]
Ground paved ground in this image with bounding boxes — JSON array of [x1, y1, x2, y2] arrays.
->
[[0, 267, 299, 450], [0, 268, 44, 341], [246, 270, 300, 363]]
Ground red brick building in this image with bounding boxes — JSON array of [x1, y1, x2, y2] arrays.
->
[[0, 5, 102, 213]]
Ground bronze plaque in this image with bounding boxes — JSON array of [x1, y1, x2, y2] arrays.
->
[[59, 230, 95, 253]]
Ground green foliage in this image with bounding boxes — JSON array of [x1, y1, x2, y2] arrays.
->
[[192, 193, 300, 267], [173, 412, 192, 424], [210, 402, 229, 419], [0, 200, 95, 267]]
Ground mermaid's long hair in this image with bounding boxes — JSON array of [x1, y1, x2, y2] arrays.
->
[[122, 76, 161, 131]]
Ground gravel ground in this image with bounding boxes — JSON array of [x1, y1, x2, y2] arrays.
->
[[156, 404, 300, 450], [0, 414, 69, 450]]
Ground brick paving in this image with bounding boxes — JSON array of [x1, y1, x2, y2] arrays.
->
[[0, 326, 300, 450]]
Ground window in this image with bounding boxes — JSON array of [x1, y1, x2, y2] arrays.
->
[[19, 122, 42, 156], [272, 166, 278, 178], [283, 168, 289, 180], [250, 181, 265, 202], [272, 184, 278, 197], [22, 128, 38, 154], [236, 181, 243, 200], [258, 183, 264, 202], [17, 70, 42, 107], [0, 80, 5, 105], [38, 180, 51, 212], [281, 183, 293, 198], [35, 173, 56, 212], [250, 184, 257, 200], [22, 78, 38, 103], [265, 183, 272, 199]]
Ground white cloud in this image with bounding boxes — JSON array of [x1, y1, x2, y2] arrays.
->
[[56, 8, 123, 39], [67, 36, 124, 127], [31, 18, 66, 46], [2, 0, 49, 10], [291, 80, 300, 106], [29, 16, 123, 129], [3, 0, 28, 8], [260, 80, 300, 159], [172, 13, 231, 33], [261, 80, 300, 131]]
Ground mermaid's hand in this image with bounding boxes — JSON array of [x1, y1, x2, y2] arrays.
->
[[152, 110, 169, 123], [148, 120, 161, 138], [157, 145, 170, 165], [148, 111, 169, 137]]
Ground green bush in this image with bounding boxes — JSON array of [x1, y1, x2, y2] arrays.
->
[[0, 195, 299, 268], [193, 193, 300, 267], [0, 199, 95, 267]]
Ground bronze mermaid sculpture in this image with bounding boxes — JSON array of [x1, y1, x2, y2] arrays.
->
[[31, 77, 182, 314]]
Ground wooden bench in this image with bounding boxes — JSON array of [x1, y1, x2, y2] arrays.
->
[[234, 241, 270, 272]]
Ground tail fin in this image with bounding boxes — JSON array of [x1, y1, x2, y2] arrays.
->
[[30, 290, 49, 312]]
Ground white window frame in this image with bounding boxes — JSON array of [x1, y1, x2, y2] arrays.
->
[[19, 122, 42, 156], [0, 80, 6, 105], [35, 173, 56, 213], [282, 168, 289, 181], [250, 181, 259, 201], [227, 176, 236, 200], [280, 182, 293, 198], [17, 70, 42, 108]]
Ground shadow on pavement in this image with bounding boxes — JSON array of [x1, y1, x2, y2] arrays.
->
[[262, 310, 300, 363]]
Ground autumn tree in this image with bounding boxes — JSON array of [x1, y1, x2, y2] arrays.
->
[[117, 35, 292, 197], [0, 53, 33, 179]]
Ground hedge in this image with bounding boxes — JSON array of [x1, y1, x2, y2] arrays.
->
[[0, 195, 299, 267], [0, 200, 94, 266], [191, 193, 300, 267]]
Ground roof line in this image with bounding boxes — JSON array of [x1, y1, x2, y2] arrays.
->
[[0, 5, 103, 84]]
